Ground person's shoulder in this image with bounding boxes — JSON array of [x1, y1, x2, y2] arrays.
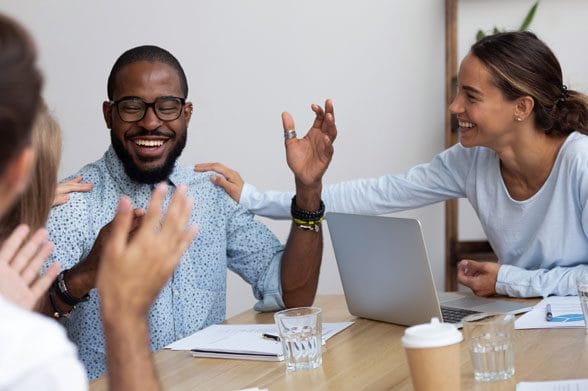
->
[[558, 132, 588, 169], [173, 164, 231, 194], [563, 132, 588, 156], [173, 164, 238, 206]]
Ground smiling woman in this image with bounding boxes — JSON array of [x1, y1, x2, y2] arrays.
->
[[201, 31, 588, 299]]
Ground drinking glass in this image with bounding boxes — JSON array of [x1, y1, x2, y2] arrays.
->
[[462, 313, 515, 382], [577, 273, 588, 334], [274, 307, 322, 371]]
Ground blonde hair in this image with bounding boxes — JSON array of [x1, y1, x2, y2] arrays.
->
[[0, 104, 61, 239]]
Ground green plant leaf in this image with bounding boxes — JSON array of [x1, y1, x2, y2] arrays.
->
[[493, 27, 501, 34], [476, 30, 486, 41], [519, 1, 539, 31]]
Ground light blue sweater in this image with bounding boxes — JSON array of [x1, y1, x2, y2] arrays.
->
[[241, 132, 588, 298]]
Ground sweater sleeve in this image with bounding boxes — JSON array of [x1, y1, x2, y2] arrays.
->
[[496, 264, 588, 297], [240, 144, 474, 218]]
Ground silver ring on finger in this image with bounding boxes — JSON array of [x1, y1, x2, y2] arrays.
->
[[284, 129, 297, 140]]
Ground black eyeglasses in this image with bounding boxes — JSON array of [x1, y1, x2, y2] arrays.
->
[[111, 96, 186, 122]]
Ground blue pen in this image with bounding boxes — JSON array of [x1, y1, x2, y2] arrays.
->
[[545, 304, 553, 321]]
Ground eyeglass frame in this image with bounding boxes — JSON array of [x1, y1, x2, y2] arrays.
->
[[109, 96, 187, 123]]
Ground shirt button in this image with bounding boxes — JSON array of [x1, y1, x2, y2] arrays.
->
[[173, 289, 179, 295]]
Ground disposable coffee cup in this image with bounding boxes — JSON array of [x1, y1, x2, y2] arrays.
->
[[401, 317, 463, 391]]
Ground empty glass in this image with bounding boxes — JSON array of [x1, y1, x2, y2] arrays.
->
[[274, 307, 322, 371], [462, 313, 515, 382], [577, 273, 588, 334]]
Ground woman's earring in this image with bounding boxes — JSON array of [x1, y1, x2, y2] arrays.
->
[[515, 117, 523, 122]]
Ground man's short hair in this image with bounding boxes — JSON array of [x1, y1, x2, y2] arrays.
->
[[106, 45, 188, 100], [0, 13, 42, 175]]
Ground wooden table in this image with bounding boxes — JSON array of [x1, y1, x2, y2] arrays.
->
[[90, 295, 588, 390]]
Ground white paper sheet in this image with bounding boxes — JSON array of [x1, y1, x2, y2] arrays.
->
[[165, 322, 354, 354], [514, 296, 585, 330], [517, 379, 588, 390]]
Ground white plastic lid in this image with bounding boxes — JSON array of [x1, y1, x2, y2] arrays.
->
[[401, 317, 463, 349]]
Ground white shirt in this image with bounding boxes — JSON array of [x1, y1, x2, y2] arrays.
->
[[0, 295, 87, 390], [240, 132, 588, 298]]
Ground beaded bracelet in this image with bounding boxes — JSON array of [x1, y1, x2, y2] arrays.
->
[[291, 196, 325, 232]]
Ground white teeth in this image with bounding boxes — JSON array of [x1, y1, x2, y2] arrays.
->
[[134, 139, 164, 147], [458, 120, 475, 128]]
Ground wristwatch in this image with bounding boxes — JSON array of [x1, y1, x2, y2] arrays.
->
[[52, 269, 90, 307]]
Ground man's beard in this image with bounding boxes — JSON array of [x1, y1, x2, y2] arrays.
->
[[110, 130, 187, 184]]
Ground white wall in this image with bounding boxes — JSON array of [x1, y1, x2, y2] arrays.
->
[[1, 0, 446, 317], [457, 0, 588, 241]]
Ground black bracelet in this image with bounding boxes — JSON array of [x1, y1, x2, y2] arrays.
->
[[291, 196, 325, 232], [52, 270, 90, 307]]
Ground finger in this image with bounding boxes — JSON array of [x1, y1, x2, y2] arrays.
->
[[458, 259, 480, 276], [10, 229, 49, 273], [160, 185, 192, 241], [68, 182, 94, 192], [58, 182, 94, 193], [210, 176, 238, 198], [0, 225, 30, 264], [52, 194, 69, 206], [282, 112, 296, 133], [456, 271, 475, 288], [325, 98, 334, 117], [169, 225, 199, 267], [107, 196, 134, 254], [323, 112, 337, 142], [194, 162, 235, 178], [141, 183, 167, 233], [30, 262, 61, 302], [311, 103, 325, 129], [457, 259, 468, 273], [206, 164, 237, 181], [133, 208, 146, 218], [127, 209, 146, 236], [20, 241, 54, 285]]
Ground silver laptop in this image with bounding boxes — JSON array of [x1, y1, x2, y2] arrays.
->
[[326, 212, 532, 327]]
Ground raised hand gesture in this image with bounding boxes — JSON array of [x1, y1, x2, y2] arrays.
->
[[282, 99, 336, 190]]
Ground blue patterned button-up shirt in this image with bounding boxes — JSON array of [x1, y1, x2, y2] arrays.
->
[[46, 147, 285, 379]]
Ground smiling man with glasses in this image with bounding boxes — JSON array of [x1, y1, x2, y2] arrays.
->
[[42, 45, 336, 380]]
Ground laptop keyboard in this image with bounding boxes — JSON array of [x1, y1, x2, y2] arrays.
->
[[441, 306, 481, 324]]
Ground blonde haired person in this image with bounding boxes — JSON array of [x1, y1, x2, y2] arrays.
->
[[0, 105, 61, 311], [0, 104, 61, 239]]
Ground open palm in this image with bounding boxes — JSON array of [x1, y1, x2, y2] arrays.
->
[[0, 225, 60, 310]]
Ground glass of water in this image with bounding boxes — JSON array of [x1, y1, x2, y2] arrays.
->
[[462, 313, 515, 382], [577, 273, 588, 334], [274, 307, 322, 371]]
